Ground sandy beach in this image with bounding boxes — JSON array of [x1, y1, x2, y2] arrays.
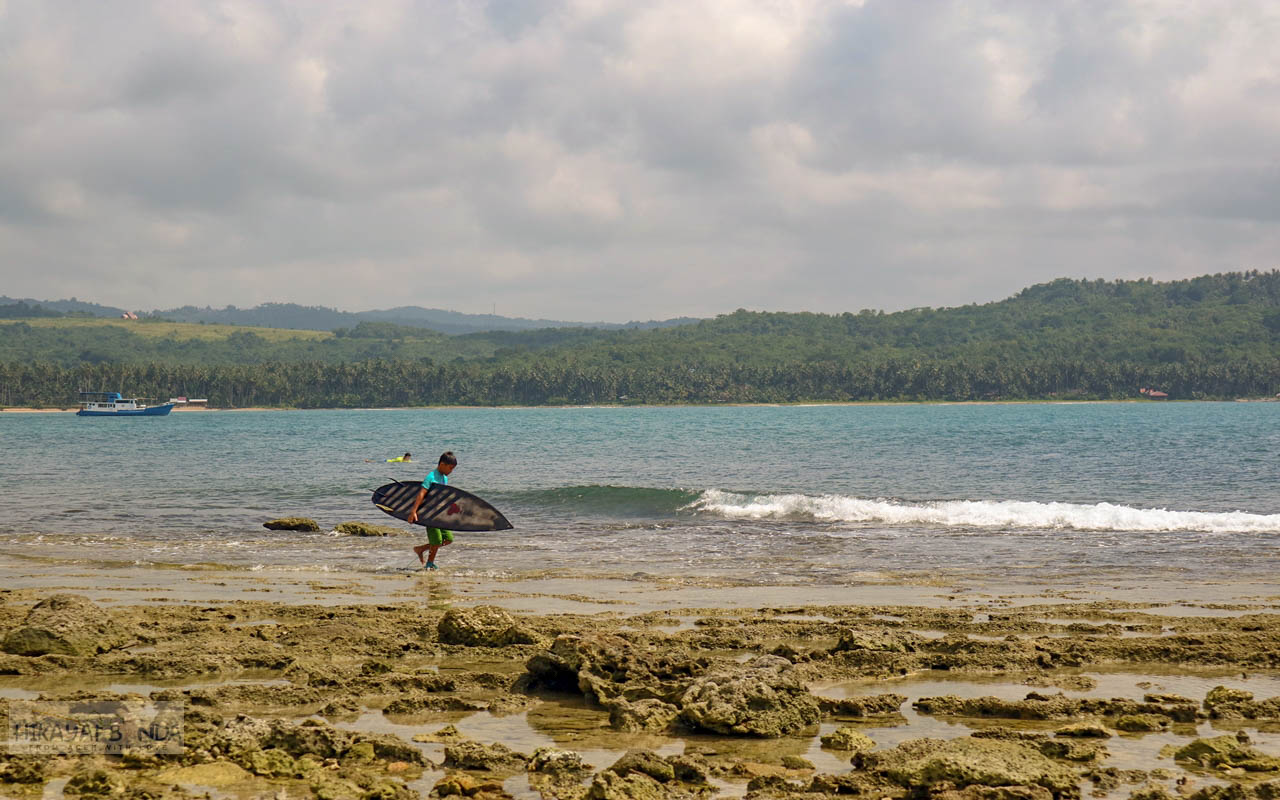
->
[[2, 565, 1279, 800]]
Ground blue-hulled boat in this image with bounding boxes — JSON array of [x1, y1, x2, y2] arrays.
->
[[77, 392, 176, 417]]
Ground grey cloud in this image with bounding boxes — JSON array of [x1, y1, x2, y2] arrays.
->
[[0, 0, 1277, 319]]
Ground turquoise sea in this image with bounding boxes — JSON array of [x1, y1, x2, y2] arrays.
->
[[1, 403, 1278, 583]]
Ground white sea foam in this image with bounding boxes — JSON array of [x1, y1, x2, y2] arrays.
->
[[689, 490, 1280, 533]]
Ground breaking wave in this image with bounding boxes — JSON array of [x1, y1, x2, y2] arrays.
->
[[688, 490, 1280, 534], [503, 485, 1280, 533]]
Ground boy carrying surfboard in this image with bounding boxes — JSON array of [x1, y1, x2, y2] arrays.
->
[[408, 451, 458, 569]]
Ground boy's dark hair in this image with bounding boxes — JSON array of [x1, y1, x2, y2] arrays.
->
[[439, 451, 458, 466], [404, 452, 412, 458]]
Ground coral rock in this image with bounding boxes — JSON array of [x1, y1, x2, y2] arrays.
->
[[678, 655, 820, 737], [263, 517, 320, 532], [1, 595, 132, 657], [439, 606, 542, 647]]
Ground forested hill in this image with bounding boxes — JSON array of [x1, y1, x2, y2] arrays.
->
[[3, 271, 1280, 406], [521, 271, 1280, 368]]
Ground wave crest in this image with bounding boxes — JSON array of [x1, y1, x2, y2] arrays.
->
[[687, 490, 1280, 533]]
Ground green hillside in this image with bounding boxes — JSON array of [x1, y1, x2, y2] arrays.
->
[[522, 272, 1280, 368], [0, 317, 494, 365], [3, 271, 1279, 407]]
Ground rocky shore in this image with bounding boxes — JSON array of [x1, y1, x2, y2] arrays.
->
[[2, 591, 1279, 800]]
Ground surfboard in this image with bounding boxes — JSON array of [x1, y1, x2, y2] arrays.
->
[[371, 481, 514, 532]]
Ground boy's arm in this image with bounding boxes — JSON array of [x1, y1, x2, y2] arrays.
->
[[406, 487, 428, 523]]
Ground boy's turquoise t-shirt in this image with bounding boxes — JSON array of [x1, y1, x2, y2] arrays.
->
[[422, 469, 449, 489]]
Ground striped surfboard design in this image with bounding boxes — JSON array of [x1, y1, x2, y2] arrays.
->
[[371, 481, 514, 532]]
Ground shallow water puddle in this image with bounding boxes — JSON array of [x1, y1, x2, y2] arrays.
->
[[769, 613, 841, 623], [1109, 628, 1178, 639], [815, 666, 1280, 704], [651, 617, 699, 631], [432, 656, 526, 676], [907, 628, 1012, 641], [705, 776, 750, 799], [161, 778, 285, 800], [333, 709, 457, 766], [1033, 617, 1132, 626], [0, 686, 38, 700], [1029, 620, 1174, 638], [810, 667, 1280, 791], [1080, 666, 1280, 702], [337, 698, 694, 799], [1129, 605, 1278, 618], [340, 695, 865, 796], [836, 707, 984, 749], [616, 616, 699, 633], [523, 696, 686, 767], [1018, 627, 1178, 642], [0, 671, 289, 699], [812, 672, 1083, 701], [338, 696, 671, 767]]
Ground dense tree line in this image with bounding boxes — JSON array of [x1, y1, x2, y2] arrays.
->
[[3, 356, 1278, 408]]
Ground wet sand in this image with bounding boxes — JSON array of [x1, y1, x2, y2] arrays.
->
[[1, 559, 1276, 612], [2, 565, 1279, 800]]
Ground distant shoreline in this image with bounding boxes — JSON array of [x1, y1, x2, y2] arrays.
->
[[4, 398, 1276, 413]]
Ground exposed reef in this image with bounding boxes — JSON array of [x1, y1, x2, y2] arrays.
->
[[1, 594, 1279, 800]]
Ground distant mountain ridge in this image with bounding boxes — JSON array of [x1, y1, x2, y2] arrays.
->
[[0, 297, 126, 317], [0, 297, 699, 334]]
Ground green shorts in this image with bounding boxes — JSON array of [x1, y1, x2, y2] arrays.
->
[[426, 528, 454, 546]]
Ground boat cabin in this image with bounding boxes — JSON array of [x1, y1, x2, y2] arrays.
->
[[79, 392, 139, 411]]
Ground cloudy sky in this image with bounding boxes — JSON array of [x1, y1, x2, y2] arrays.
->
[[2, 1, 1278, 321]]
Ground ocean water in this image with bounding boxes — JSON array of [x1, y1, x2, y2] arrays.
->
[[1, 403, 1278, 583]]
